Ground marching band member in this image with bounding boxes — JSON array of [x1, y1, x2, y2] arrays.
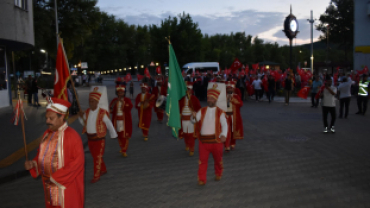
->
[[179, 82, 201, 156], [79, 86, 118, 183], [135, 83, 155, 141], [25, 98, 85, 208], [225, 81, 244, 151], [152, 76, 167, 122], [192, 84, 228, 185], [109, 84, 133, 157]]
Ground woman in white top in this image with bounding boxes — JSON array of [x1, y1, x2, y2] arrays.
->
[[321, 78, 337, 133]]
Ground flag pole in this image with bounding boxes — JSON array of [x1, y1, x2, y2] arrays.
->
[[58, 37, 81, 112], [18, 83, 28, 160]]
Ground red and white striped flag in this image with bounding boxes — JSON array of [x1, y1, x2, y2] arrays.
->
[[12, 99, 27, 125]]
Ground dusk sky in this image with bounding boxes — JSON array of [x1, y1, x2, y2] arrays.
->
[[96, 0, 331, 46]]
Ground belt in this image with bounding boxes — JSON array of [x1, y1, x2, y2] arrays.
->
[[86, 133, 105, 141], [226, 112, 233, 115], [199, 134, 218, 143], [116, 115, 124, 120], [42, 175, 50, 181], [181, 115, 192, 120]]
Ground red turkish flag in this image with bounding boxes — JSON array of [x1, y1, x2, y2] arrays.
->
[[363, 66, 369, 75], [297, 86, 311, 99], [125, 73, 132, 82], [252, 63, 259, 70], [229, 58, 242, 72], [144, 67, 150, 77], [137, 74, 144, 81], [156, 66, 162, 75], [54, 41, 70, 100]]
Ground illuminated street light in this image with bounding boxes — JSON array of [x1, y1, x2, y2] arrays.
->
[[40, 49, 46, 53]]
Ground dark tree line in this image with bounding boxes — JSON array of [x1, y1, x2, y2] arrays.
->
[[12, 0, 353, 75]]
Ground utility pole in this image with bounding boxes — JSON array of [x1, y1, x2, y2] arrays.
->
[[54, 0, 59, 48], [307, 10, 315, 74]]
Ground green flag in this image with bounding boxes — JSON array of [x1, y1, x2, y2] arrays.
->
[[166, 44, 187, 138]]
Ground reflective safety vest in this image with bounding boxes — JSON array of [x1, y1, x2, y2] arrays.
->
[[358, 81, 370, 96]]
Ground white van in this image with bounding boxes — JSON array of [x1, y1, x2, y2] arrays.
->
[[182, 62, 219, 74]]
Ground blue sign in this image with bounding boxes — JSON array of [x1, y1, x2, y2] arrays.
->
[[16, 71, 20, 76]]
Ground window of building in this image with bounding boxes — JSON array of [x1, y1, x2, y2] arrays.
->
[[14, 0, 28, 11]]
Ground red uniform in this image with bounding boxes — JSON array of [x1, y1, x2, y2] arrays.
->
[[152, 83, 167, 121], [225, 93, 244, 150], [29, 123, 84, 208], [194, 106, 228, 184], [135, 92, 155, 138], [179, 94, 201, 153], [80, 107, 117, 182], [110, 97, 133, 153]]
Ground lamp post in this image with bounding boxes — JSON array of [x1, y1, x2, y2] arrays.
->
[[307, 10, 315, 74], [40, 49, 48, 71]]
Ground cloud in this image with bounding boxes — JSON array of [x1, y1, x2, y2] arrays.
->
[[105, 9, 322, 46]]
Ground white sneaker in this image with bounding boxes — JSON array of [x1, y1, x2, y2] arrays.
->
[[323, 127, 328, 133], [330, 126, 335, 133]]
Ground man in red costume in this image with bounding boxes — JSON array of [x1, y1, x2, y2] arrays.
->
[[79, 86, 118, 183], [225, 81, 244, 152], [24, 98, 85, 208], [192, 84, 228, 185], [109, 85, 133, 157], [152, 76, 167, 122], [135, 83, 155, 141], [179, 82, 201, 156]]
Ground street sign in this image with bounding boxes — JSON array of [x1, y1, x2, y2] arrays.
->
[[81, 62, 88, 69], [16, 71, 20, 77]]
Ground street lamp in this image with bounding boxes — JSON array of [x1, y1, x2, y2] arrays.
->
[[307, 10, 316, 74], [40, 49, 46, 53]]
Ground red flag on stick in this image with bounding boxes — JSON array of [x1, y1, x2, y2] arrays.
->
[[156, 66, 162, 75], [137, 74, 144, 81], [125, 73, 132, 82], [229, 58, 242, 72], [297, 86, 311, 99], [252, 63, 259, 70], [12, 99, 26, 125], [54, 41, 71, 101], [144, 67, 150, 77]]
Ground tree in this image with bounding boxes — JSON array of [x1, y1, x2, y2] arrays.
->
[[316, 0, 353, 62]]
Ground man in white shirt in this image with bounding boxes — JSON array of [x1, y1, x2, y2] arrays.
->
[[321, 78, 337, 133], [191, 84, 228, 185], [252, 76, 262, 102], [338, 77, 352, 118], [79, 87, 118, 183]]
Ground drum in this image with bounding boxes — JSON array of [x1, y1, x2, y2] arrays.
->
[[155, 95, 167, 110]]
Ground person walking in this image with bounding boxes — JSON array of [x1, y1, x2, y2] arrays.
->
[[267, 75, 276, 103], [26, 75, 33, 105], [284, 74, 294, 105], [311, 75, 322, 108], [356, 74, 370, 115], [32, 77, 40, 107], [321, 78, 337, 133], [129, 81, 134, 99], [338, 77, 352, 118], [252, 76, 262, 102]]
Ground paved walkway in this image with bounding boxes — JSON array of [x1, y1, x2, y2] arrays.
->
[[1, 81, 370, 207]]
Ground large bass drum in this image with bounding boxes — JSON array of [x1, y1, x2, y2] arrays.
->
[[155, 95, 167, 110]]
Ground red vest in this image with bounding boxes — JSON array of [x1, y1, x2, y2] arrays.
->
[[82, 108, 109, 138], [196, 107, 224, 141]]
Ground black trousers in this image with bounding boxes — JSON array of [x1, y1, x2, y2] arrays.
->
[[339, 97, 350, 118], [311, 93, 319, 107], [267, 89, 275, 102], [255, 89, 262, 101], [238, 87, 245, 100], [27, 92, 32, 104], [357, 96, 368, 114], [322, 106, 336, 128]]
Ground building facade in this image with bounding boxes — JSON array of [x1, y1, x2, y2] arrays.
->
[[354, 0, 370, 71], [0, 0, 34, 108]]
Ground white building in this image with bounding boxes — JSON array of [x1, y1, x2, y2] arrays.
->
[[0, 0, 34, 108], [354, 1, 370, 71]]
